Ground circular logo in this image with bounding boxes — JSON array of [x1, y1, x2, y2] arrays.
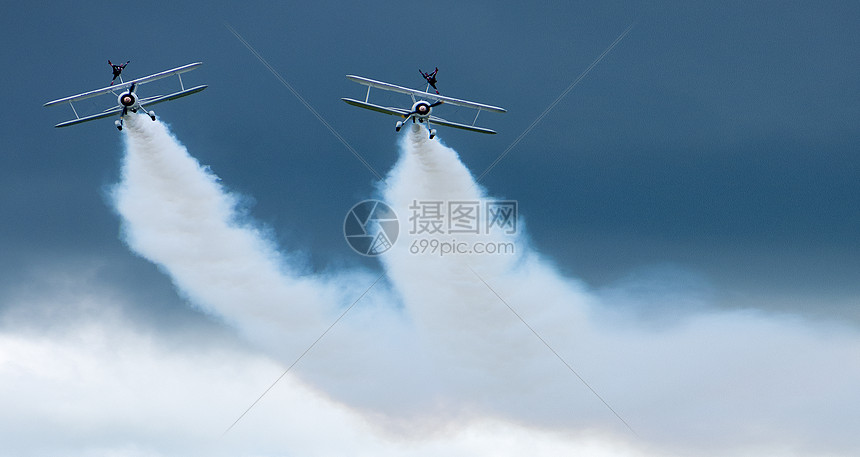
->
[[343, 200, 399, 256]]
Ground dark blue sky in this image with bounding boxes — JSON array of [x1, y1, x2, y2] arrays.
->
[[2, 1, 858, 322]]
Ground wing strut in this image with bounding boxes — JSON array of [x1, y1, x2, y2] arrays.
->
[[365, 85, 371, 103], [178, 73, 185, 91], [472, 109, 481, 126], [69, 101, 80, 120]]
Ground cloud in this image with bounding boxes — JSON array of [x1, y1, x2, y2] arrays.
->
[[0, 271, 655, 457]]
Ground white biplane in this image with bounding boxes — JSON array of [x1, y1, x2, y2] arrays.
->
[[44, 62, 207, 131], [342, 75, 506, 139]]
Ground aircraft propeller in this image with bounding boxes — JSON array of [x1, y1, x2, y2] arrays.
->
[[403, 100, 443, 120], [121, 83, 137, 116]]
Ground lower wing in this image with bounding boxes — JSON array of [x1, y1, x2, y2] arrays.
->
[[341, 98, 410, 117], [427, 116, 496, 135], [53, 85, 207, 128], [54, 107, 123, 128], [138, 85, 207, 108], [341, 98, 496, 134]]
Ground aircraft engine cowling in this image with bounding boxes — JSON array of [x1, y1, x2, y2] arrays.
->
[[412, 101, 432, 117], [118, 92, 138, 108]]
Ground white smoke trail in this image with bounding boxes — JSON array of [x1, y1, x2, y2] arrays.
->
[[379, 126, 638, 434], [110, 113, 421, 424], [379, 127, 860, 454], [111, 115, 860, 455], [112, 114, 359, 354]]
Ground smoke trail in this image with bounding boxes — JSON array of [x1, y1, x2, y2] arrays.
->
[[110, 114, 423, 425], [380, 125, 860, 450], [110, 115, 600, 431], [380, 125, 625, 430], [112, 115, 860, 455], [112, 114, 356, 354]]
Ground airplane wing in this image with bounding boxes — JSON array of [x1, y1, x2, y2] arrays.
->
[[53, 85, 208, 128], [342, 98, 496, 134], [427, 116, 497, 134], [54, 107, 124, 128], [139, 85, 208, 108], [346, 75, 506, 113], [44, 62, 203, 107], [341, 98, 411, 117]]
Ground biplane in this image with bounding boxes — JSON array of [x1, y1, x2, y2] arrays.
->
[[342, 75, 505, 139], [44, 62, 207, 131]]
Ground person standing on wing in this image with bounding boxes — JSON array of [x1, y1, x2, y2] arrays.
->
[[419, 67, 439, 94], [109, 60, 129, 85]]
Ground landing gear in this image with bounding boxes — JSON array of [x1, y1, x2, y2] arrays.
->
[[137, 105, 155, 121], [395, 115, 436, 139], [115, 119, 123, 131]]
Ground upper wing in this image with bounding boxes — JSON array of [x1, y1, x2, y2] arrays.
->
[[346, 75, 506, 113], [44, 62, 203, 107]]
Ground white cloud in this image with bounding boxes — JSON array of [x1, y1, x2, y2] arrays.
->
[[0, 277, 661, 457]]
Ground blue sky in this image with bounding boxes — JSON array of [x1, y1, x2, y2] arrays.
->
[[1, 1, 859, 456]]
